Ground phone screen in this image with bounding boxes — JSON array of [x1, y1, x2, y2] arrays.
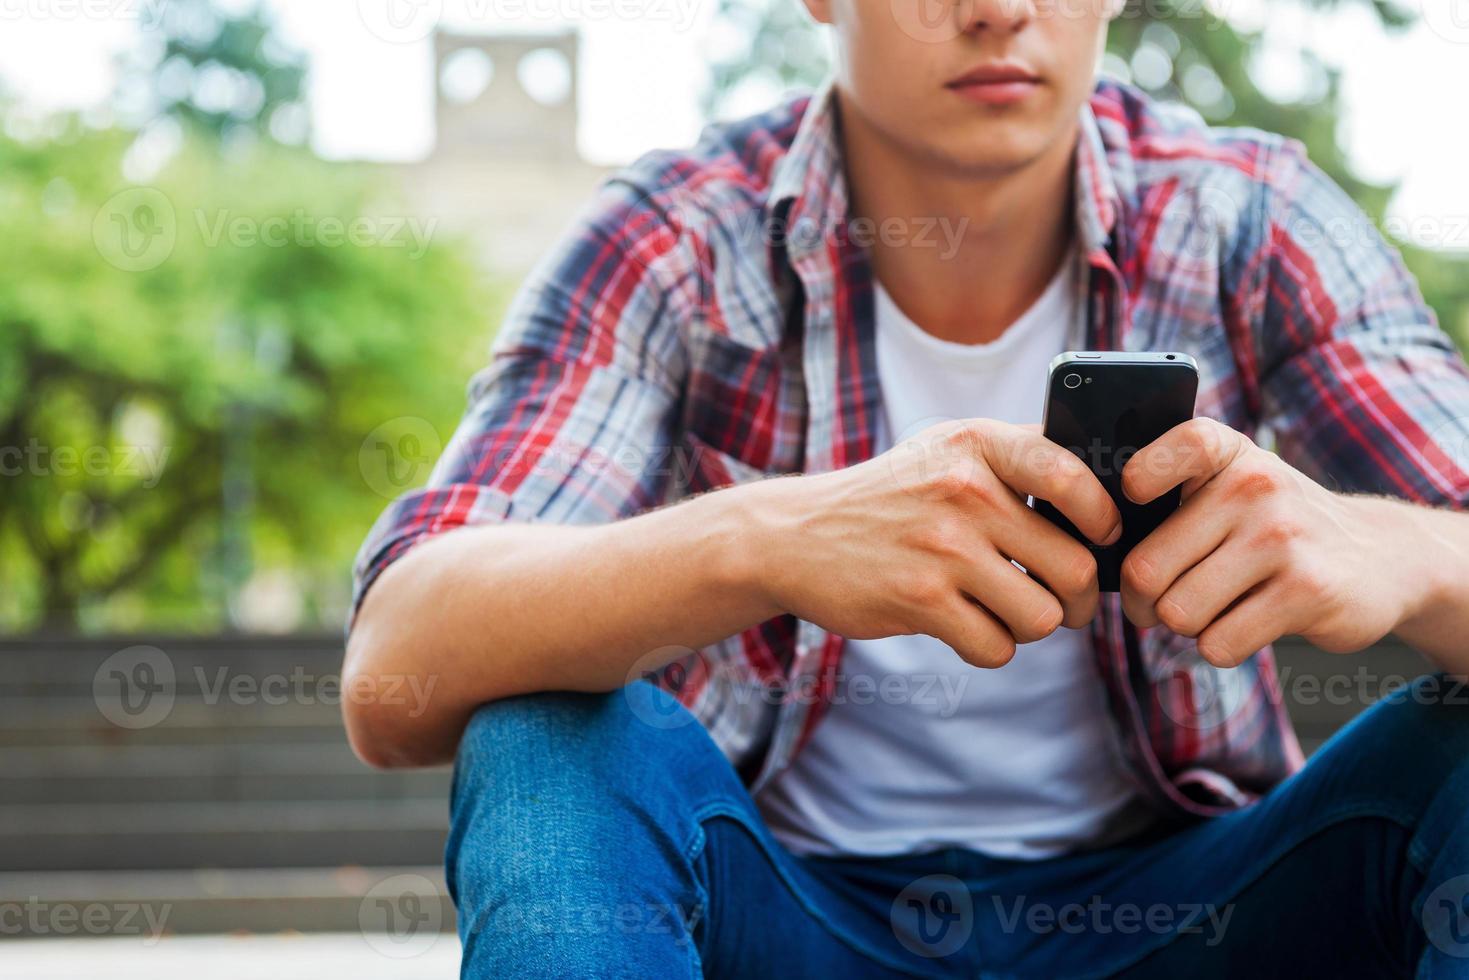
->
[[1033, 357, 1199, 592]]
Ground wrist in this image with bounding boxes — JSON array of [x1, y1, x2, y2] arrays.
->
[[685, 476, 798, 621], [1356, 494, 1457, 633]]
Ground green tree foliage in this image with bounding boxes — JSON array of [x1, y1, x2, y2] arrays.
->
[[0, 120, 492, 632], [1, 1, 494, 633], [703, 0, 1469, 342], [114, 0, 309, 145]]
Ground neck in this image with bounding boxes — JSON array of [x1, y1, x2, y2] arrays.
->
[[836, 90, 1080, 344]]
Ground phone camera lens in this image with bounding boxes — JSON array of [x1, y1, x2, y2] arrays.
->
[[1063, 373, 1082, 389], [1165, 354, 1176, 360]]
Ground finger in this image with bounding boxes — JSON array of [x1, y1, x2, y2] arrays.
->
[[1195, 581, 1299, 668], [957, 553, 1065, 645], [1119, 476, 1241, 626], [978, 425, 1121, 546], [986, 501, 1100, 628], [1149, 534, 1277, 639], [1121, 417, 1249, 506], [921, 595, 1017, 670]]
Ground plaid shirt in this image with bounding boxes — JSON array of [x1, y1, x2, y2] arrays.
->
[[352, 76, 1469, 817]]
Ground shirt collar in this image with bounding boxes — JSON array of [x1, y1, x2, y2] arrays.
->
[[768, 75, 1124, 260], [767, 75, 849, 261]]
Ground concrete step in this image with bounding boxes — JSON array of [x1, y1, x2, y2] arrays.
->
[[0, 636, 346, 693], [0, 744, 450, 805], [1272, 636, 1435, 752], [0, 719, 348, 750], [0, 932, 462, 979], [0, 764, 446, 811], [0, 696, 345, 731], [0, 800, 449, 872], [0, 865, 456, 937]]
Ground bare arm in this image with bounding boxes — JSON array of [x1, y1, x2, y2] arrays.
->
[[343, 420, 1121, 768], [1357, 494, 1469, 676], [343, 482, 777, 768]]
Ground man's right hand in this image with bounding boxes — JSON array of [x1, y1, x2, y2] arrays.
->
[[746, 419, 1121, 668]]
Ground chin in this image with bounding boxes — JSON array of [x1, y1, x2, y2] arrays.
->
[[922, 130, 1054, 179]]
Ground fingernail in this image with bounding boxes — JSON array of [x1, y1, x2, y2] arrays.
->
[[1102, 521, 1122, 546]]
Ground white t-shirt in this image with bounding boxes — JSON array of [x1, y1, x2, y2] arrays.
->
[[756, 251, 1152, 859]]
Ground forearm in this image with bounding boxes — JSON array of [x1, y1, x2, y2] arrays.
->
[[1360, 495, 1469, 675], [343, 482, 784, 767]]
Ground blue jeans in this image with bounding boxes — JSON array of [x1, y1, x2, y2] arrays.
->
[[446, 674, 1469, 978]]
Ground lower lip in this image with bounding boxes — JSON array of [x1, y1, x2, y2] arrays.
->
[[947, 80, 1040, 106]]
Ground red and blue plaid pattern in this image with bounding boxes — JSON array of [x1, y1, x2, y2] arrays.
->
[[352, 77, 1469, 816]]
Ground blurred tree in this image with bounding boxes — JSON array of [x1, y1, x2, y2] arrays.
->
[[702, 0, 1469, 343], [113, 0, 309, 146], [0, 121, 493, 631], [0, 0, 495, 633]]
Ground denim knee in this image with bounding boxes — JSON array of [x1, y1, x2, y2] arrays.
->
[[1318, 672, 1469, 812], [445, 685, 747, 972], [447, 686, 728, 821]]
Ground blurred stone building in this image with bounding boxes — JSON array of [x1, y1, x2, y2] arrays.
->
[[399, 29, 612, 277]]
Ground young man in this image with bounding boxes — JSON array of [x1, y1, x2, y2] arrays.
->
[[345, 1, 1469, 976]]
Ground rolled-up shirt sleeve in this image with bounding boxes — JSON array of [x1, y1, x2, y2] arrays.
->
[[348, 177, 695, 628], [1256, 140, 1469, 508]]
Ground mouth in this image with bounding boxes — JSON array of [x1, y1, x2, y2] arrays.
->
[[944, 62, 1043, 107]]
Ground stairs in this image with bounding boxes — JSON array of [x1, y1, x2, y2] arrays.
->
[[0, 633, 1435, 938], [0, 635, 455, 936]]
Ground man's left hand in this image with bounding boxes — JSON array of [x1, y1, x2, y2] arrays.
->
[[1118, 417, 1417, 667]]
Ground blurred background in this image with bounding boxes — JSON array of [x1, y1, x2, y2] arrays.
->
[[0, 0, 1464, 975]]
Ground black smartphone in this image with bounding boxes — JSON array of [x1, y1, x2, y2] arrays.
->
[[1032, 351, 1199, 592]]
